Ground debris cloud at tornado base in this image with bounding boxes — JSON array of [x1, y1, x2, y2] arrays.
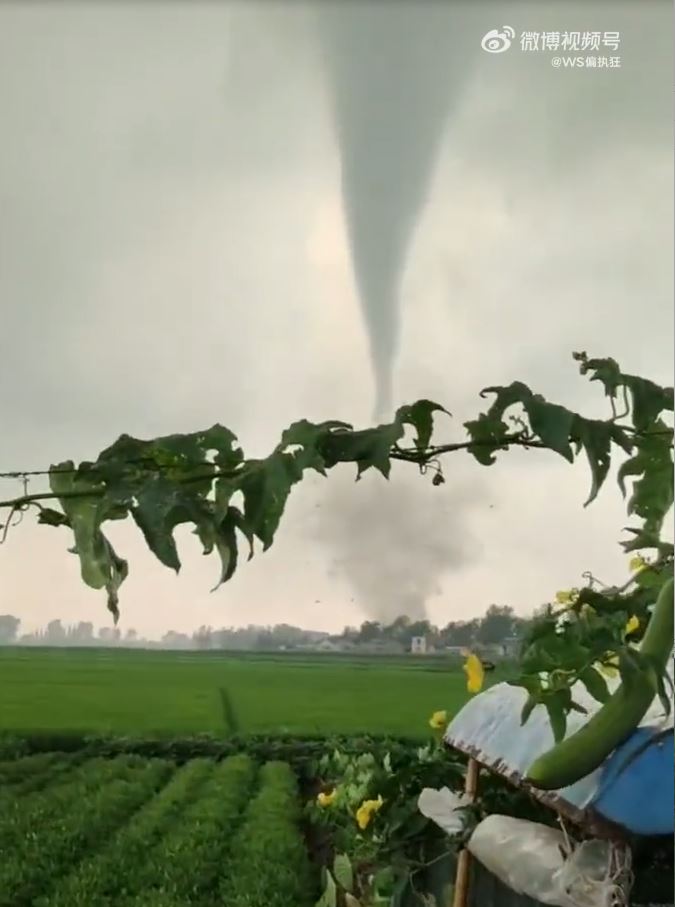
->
[[313, 469, 481, 625]]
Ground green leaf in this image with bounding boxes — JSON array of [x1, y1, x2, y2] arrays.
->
[[463, 413, 511, 465], [371, 867, 396, 898], [463, 382, 536, 464], [578, 666, 611, 705], [344, 895, 362, 907], [520, 641, 557, 674], [572, 418, 632, 506], [624, 376, 674, 432], [98, 423, 243, 473], [654, 670, 672, 719], [239, 453, 304, 549], [194, 507, 241, 590], [333, 854, 354, 894], [130, 477, 211, 571], [634, 566, 668, 591], [639, 652, 673, 718], [618, 648, 645, 693], [618, 424, 674, 543], [510, 674, 542, 697], [395, 399, 450, 450], [316, 870, 337, 907], [573, 352, 623, 398], [521, 634, 590, 675], [103, 540, 128, 622], [278, 419, 351, 474], [463, 382, 619, 478], [544, 693, 568, 743], [320, 423, 405, 478], [49, 463, 129, 619], [526, 397, 574, 461], [620, 529, 675, 556], [36, 508, 71, 528], [520, 694, 538, 725]]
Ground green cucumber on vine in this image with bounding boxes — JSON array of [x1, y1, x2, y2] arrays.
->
[[525, 577, 674, 791]]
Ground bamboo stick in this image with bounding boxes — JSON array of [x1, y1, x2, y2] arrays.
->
[[451, 757, 480, 907]]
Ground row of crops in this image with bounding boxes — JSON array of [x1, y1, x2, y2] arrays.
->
[[0, 752, 314, 907]]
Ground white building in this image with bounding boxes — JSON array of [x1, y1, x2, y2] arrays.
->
[[410, 636, 427, 655]]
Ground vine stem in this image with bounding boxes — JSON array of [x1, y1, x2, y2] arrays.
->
[[392, 434, 546, 462], [0, 436, 550, 513]]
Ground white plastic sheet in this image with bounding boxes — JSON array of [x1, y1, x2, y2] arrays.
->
[[444, 666, 673, 820], [417, 786, 472, 835], [466, 815, 623, 907]]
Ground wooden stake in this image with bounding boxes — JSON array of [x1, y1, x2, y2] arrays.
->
[[451, 758, 480, 907]]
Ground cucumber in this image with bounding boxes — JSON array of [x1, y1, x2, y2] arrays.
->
[[526, 577, 673, 790]]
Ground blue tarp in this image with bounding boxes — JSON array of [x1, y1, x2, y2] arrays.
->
[[593, 726, 674, 835], [445, 672, 674, 837]]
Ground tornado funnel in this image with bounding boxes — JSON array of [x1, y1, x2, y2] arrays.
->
[[316, 4, 473, 419]]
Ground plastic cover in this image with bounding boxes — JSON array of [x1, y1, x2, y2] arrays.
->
[[444, 666, 673, 834], [417, 786, 472, 835], [466, 815, 626, 907]]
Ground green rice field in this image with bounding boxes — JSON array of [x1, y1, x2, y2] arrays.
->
[[0, 648, 488, 738]]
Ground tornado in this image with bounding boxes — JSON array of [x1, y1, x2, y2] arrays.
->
[[315, 4, 474, 419]]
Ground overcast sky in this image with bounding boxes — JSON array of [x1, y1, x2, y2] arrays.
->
[[0, 1, 672, 638]]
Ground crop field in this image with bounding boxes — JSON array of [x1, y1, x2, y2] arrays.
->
[[0, 752, 312, 907], [0, 648, 497, 738]]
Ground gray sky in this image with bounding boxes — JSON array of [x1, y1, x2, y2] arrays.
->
[[0, 1, 672, 638]]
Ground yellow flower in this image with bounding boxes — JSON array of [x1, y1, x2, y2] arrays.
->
[[429, 710, 448, 730], [629, 555, 648, 573], [317, 789, 337, 808], [355, 795, 384, 830], [624, 615, 640, 637], [463, 652, 485, 694], [555, 589, 578, 606]]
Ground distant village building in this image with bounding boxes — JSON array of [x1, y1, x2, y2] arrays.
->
[[473, 643, 503, 660], [444, 646, 466, 656], [317, 638, 345, 653], [500, 636, 521, 658], [355, 639, 405, 655], [410, 636, 427, 655]]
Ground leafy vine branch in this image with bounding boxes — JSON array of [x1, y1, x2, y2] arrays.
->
[[0, 434, 544, 514], [0, 352, 672, 631]]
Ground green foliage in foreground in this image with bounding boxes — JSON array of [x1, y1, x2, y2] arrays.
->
[[308, 739, 558, 906], [2, 353, 671, 623], [4, 754, 314, 907], [1, 748, 671, 907], [219, 761, 314, 907], [0, 756, 171, 905], [0, 751, 84, 796], [39, 759, 215, 906], [121, 753, 256, 905]]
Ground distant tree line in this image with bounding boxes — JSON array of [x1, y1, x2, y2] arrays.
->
[[0, 615, 327, 651], [0, 616, 136, 647], [335, 604, 533, 650], [0, 604, 537, 652]]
